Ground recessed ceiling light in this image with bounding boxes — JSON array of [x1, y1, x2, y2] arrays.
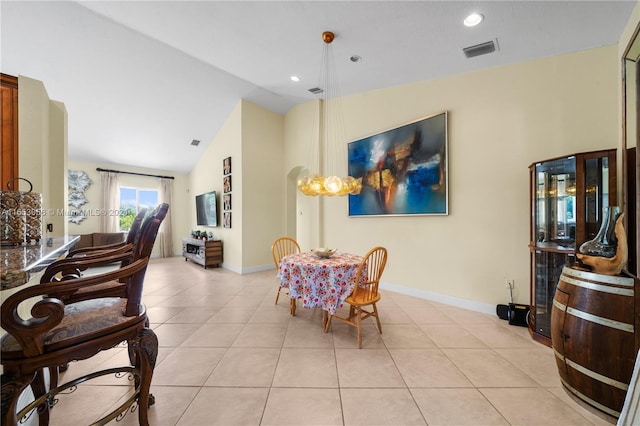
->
[[463, 13, 484, 27], [290, 76, 300, 82]]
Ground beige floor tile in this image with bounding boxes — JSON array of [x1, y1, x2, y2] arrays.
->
[[462, 323, 539, 348], [113, 386, 201, 426], [335, 348, 405, 387], [208, 306, 258, 323], [153, 323, 205, 347], [237, 284, 271, 298], [181, 323, 245, 347], [375, 307, 414, 324], [419, 324, 489, 348], [388, 293, 436, 308], [331, 322, 386, 349], [48, 385, 134, 425], [152, 347, 226, 385], [438, 306, 501, 325], [164, 306, 221, 323], [411, 388, 508, 425], [139, 294, 173, 307], [250, 305, 294, 324], [231, 323, 288, 348], [402, 307, 457, 324], [144, 281, 195, 297], [177, 387, 268, 426], [494, 346, 562, 387], [375, 292, 400, 308], [341, 388, 426, 425], [442, 348, 541, 387], [389, 348, 473, 388], [283, 323, 334, 348], [225, 294, 265, 307], [57, 346, 126, 383], [262, 387, 342, 426], [389, 349, 473, 388], [155, 293, 235, 308], [204, 347, 280, 387], [379, 324, 436, 348], [293, 305, 332, 323], [146, 306, 185, 323], [480, 387, 596, 425], [272, 348, 338, 388], [546, 387, 617, 425]]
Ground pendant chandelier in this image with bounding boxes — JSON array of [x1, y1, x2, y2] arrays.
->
[[297, 31, 362, 197]]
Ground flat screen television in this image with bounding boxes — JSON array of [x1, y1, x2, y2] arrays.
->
[[195, 191, 217, 227]]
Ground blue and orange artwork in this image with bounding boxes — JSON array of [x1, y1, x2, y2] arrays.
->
[[348, 112, 448, 216]]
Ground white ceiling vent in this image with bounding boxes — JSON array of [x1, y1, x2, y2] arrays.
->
[[308, 87, 323, 95], [463, 40, 498, 58], [191, 139, 200, 146]]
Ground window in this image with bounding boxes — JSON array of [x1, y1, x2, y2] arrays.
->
[[119, 187, 158, 231]]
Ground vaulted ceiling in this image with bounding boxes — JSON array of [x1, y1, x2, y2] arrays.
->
[[1, 1, 635, 174]]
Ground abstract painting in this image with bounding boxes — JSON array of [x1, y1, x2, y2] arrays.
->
[[348, 111, 448, 216]]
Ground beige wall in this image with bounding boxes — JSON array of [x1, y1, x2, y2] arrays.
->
[[18, 76, 68, 238], [67, 160, 189, 256], [284, 45, 619, 313], [189, 101, 243, 270], [241, 100, 285, 271], [188, 99, 285, 273]]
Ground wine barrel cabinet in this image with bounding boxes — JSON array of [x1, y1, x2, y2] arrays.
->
[[551, 266, 636, 417]]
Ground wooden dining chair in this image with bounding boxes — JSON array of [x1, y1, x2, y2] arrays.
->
[[271, 237, 301, 315], [0, 204, 168, 426], [40, 207, 152, 303], [66, 208, 148, 258], [324, 246, 388, 348]]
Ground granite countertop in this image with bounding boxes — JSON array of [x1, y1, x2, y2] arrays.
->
[[1, 235, 80, 290]]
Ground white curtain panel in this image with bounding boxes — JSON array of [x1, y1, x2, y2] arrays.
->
[[100, 171, 119, 233], [158, 178, 173, 258]]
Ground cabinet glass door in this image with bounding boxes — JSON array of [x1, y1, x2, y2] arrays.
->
[[584, 156, 610, 242], [534, 250, 575, 337], [535, 157, 577, 249]]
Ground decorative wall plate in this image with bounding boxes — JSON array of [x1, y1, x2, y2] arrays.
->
[[68, 209, 87, 224], [68, 191, 88, 209], [68, 170, 92, 192]]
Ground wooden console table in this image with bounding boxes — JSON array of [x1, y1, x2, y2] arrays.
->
[[182, 238, 222, 269]]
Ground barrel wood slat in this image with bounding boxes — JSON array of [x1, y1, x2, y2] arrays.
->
[[551, 266, 636, 418]]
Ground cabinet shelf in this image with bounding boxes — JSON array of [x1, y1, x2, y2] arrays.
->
[[182, 238, 222, 269]]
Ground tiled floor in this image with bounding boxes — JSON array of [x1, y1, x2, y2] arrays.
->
[[47, 256, 617, 425]]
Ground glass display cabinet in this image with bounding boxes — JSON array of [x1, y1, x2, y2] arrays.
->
[[529, 149, 617, 346]]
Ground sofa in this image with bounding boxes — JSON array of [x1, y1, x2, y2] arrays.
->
[[73, 232, 126, 250]]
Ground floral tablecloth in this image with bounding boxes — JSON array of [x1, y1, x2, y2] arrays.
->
[[277, 251, 364, 315]]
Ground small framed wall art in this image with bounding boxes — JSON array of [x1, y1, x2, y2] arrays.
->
[[223, 157, 232, 175], [223, 175, 232, 193]]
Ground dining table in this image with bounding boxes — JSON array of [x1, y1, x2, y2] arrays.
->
[[277, 251, 365, 323]]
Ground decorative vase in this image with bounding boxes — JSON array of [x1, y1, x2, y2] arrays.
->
[[579, 206, 621, 258]]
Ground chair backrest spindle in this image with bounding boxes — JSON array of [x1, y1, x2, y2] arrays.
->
[[272, 237, 301, 269], [352, 246, 387, 302]]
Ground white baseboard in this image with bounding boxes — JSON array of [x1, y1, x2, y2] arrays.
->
[[380, 281, 496, 315], [241, 264, 274, 274]]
